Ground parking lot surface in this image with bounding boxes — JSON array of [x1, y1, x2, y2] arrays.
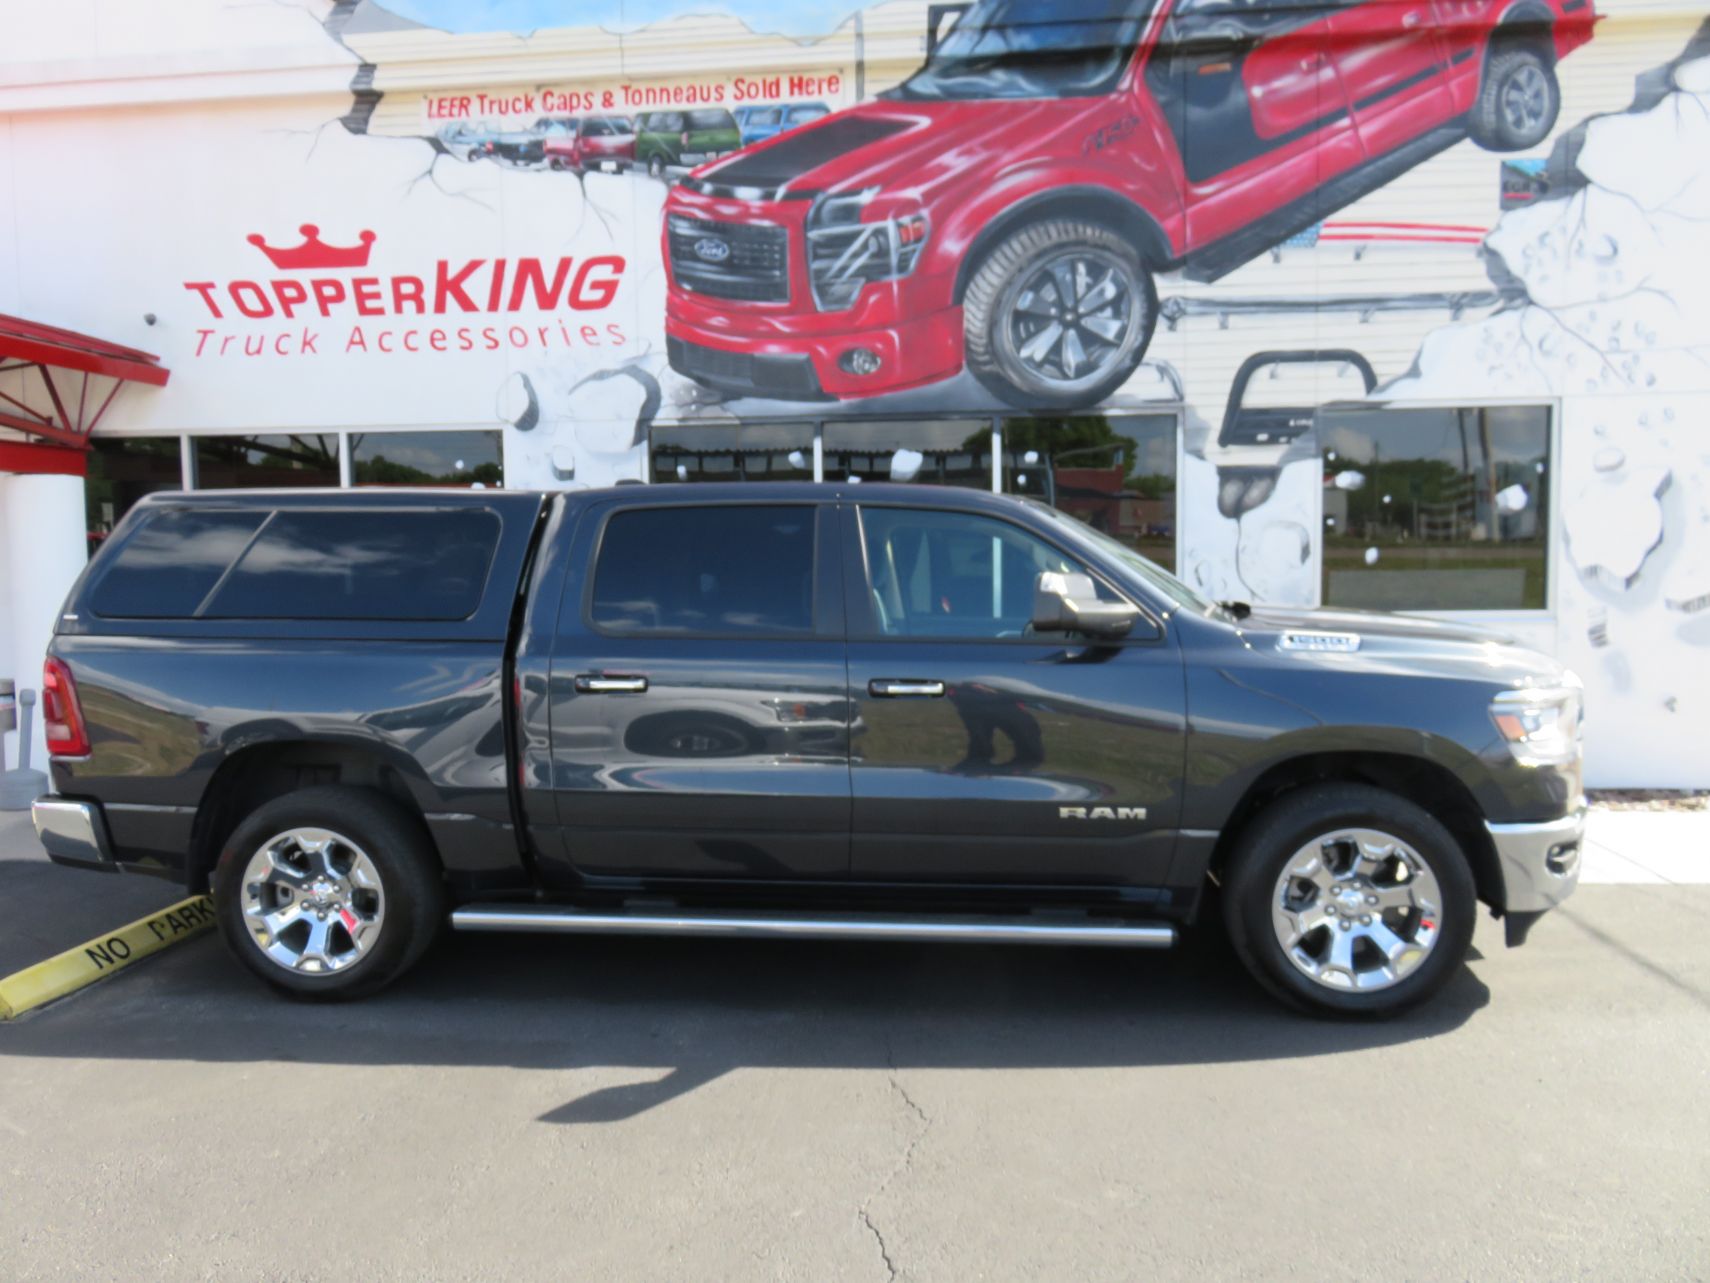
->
[[1, 810, 1706, 1281]]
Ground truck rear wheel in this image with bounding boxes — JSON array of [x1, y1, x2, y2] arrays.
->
[[1221, 784, 1476, 1018], [213, 786, 444, 1001], [1468, 44, 1560, 152], [962, 218, 1157, 410]]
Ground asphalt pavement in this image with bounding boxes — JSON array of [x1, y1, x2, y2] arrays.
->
[[1, 808, 1706, 1281]]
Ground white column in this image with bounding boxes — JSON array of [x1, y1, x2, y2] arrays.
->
[[0, 484, 12, 770], [2, 472, 88, 774]]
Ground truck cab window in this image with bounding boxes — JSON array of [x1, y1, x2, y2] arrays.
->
[[858, 506, 1109, 638], [591, 505, 816, 635]]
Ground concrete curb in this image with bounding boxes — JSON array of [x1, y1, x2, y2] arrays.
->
[[0, 894, 215, 1020]]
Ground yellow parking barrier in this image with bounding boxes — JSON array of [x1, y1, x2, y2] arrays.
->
[[0, 895, 216, 1020]]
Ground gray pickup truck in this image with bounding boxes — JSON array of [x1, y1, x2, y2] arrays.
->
[[33, 483, 1583, 1015]]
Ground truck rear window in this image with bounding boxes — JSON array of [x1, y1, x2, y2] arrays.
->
[[90, 509, 267, 618], [93, 507, 500, 621]]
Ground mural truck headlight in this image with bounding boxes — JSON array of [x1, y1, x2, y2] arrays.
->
[[806, 187, 930, 313], [1489, 682, 1584, 768]]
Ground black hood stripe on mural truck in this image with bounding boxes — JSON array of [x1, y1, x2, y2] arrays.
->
[[706, 117, 912, 186]]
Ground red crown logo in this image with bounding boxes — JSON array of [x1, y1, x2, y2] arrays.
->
[[247, 223, 376, 270]]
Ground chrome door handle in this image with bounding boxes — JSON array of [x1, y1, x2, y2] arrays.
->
[[869, 679, 946, 698], [574, 675, 648, 694]]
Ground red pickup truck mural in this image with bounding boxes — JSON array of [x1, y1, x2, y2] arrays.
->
[[663, 0, 1596, 409]]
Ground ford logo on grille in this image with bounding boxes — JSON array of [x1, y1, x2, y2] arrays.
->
[[694, 236, 731, 263]]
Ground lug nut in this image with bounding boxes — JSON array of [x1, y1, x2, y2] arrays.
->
[[1361, 915, 1371, 925], [1339, 921, 1351, 931], [1366, 895, 1378, 905]]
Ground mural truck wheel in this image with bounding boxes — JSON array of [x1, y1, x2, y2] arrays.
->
[[963, 219, 1157, 410], [1469, 45, 1560, 152]]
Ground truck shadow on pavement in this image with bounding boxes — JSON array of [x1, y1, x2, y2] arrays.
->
[[1, 894, 1491, 1124]]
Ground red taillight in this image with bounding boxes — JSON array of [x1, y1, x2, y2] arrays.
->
[[680, 131, 690, 146], [42, 657, 90, 757]]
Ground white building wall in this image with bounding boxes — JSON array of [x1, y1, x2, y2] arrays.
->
[[0, 474, 87, 773]]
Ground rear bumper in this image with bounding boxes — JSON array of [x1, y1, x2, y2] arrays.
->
[[1486, 805, 1584, 915], [32, 796, 116, 872]]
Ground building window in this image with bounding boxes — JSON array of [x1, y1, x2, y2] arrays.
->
[[84, 436, 184, 557], [652, 423, 813, 482], [1002, 414, 1178, 572], [352, 430, 502, 487], [824, 418, 991, 487], [194, 435, 339, 489], [1317, 405, 1551, 611]]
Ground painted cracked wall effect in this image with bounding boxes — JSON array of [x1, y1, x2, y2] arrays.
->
[[1388, 44, 1710, 778]]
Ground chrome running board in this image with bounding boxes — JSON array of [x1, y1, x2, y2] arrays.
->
[[451, 905, 1175, 948]]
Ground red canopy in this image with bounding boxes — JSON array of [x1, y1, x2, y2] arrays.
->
[[0, 313, 170, 454]]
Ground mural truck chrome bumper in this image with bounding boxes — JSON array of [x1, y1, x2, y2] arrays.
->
[[1485, 807, 1585, 914]]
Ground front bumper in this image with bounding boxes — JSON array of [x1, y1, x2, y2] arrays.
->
[[1486, 806, 1584, 915], [32, 796, 116, 872], [665, 306, 965, 401]]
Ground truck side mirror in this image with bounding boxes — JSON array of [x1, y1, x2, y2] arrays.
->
[[1031, 571, 1140, 641]]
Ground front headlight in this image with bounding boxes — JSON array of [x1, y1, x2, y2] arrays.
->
[[807, 186, 929, 311], [1490, 681, 1583, 767]]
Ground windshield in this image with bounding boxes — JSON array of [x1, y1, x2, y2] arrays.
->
[[1026, 499, 1215, 615], [890, 0, 1155, 101]]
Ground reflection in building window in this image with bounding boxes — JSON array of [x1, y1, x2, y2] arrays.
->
[[1002, 414, 1177, 572], [85, 436, 184, 558], [194, 435, 339, 489], [651, 422, 813, 482], [824, 418, 991, 488], [352, 430, 502, 487], [1317, 406, 1550, 611]]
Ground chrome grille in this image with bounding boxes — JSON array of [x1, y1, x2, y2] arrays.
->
[[667, 215, 790, 304]]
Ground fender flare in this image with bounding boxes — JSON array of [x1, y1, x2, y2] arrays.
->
[[950, 185, 1175, 305]]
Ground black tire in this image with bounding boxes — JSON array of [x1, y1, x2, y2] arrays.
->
[[213, 786, 444, 1001], [962, 218, 1158, 410], [1221, 784, 1476, 1018], [1468, 44, 1561, 152]]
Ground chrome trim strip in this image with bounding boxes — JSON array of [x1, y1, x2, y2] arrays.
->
[[452, 907, 1176, 948], [1485, 806, 1585, 914], [31, 797, 116, 869]]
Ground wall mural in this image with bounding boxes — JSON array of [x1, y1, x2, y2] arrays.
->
[[289, 0, 1709, 782], [24, 0, 1691, 779]]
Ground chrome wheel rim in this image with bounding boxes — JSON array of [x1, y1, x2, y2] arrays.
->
[[1270, 828, 1443, 993], [239, 827, 386, 975], [997, 248, 1145, 395], [1502, 63, 1550, 133]]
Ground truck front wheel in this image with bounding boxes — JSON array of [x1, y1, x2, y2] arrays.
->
[[1221, 784, 1477, 1017], [213, 786, 444, 1001], [962, 218, 1158, 410], [1468, 44, 1560, 152]]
